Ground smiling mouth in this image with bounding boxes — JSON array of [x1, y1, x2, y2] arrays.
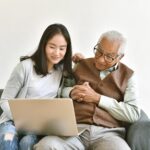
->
[[52, 56, 60, 59]]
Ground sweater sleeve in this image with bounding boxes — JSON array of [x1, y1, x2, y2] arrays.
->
[[99, 73, 141, 123], [0, 62, 25, 119], [61, 76, 76, 98]]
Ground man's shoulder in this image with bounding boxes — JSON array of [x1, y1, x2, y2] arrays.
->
[[119, 62, 134, 73], [118, 62, 134, 80], [78, 57, 94, 65], [74, 57, 95, 73]]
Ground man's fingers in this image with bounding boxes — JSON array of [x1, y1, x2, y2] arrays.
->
[[74, 85, 87, 91], [71, 89, 86, 100]]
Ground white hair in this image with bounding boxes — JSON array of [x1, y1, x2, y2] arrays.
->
[[98, 30, 126, 54]]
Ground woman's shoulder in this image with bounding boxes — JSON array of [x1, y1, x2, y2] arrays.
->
[[18, 58, 34, 73], [20, 58, 33, 68]]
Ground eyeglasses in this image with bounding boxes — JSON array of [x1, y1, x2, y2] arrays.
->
[[93, 44, 120, 63]]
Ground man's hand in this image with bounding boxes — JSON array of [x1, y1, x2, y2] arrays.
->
[[70, 82, 101, 104], [72, 53, 85, 63]]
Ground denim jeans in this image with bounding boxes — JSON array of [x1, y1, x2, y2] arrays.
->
[[0, 121, 39, 150]]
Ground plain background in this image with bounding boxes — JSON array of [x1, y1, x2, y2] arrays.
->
[[0, 0, 150, 116]]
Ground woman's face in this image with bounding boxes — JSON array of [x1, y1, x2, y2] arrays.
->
[[45, 34, 67, 69]]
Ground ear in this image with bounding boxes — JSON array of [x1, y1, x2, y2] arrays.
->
[[118, 54, 124, 60]]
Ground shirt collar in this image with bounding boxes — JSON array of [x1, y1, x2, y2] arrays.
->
[[106, 63, 118, 72]]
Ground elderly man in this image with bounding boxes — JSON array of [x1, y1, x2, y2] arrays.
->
[[34, 31, 140, 150]]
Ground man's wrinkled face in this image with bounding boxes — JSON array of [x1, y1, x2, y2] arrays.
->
[[94, 38, 123, 71]]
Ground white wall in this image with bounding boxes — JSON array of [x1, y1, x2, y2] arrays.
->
[[0, 0, 150, 116]]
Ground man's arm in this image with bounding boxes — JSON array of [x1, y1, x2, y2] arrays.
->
[[62, 72, 141, 123], [99, 73, 140, 123]]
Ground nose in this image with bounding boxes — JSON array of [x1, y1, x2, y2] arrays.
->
[[54, 48, 60, 55]]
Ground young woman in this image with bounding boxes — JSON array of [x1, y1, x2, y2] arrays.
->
[[0, 23, 73, 150]]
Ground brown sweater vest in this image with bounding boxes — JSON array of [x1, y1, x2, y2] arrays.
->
[[73, 58, 133, 128]]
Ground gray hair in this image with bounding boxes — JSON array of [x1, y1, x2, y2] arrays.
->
[[98, 30, 126, 54]]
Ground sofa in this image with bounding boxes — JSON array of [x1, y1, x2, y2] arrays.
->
[[0, 89, 150, 150], [0, 89, 3, 114]]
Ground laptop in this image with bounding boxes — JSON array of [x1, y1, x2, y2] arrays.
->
[[8, 98, 84, 136]]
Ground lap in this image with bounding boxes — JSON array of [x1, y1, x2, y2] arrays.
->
[[34, 135, 85, 150], [34, 126, 130, 150], [89, 135, 130, 150], [0, 121, 39, 149], [0, 121, 18, 150], [0, 121, 17, 135]]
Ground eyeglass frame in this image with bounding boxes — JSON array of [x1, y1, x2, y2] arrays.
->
[[93, 43, 121, 63]]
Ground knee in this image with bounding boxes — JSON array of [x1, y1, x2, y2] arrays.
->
[[0, 133, 18, 150], [34, 136, 63, 150], [19, 135, 38, 150]]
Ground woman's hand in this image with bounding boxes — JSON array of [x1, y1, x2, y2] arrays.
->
[[72, 53, 85, 63]]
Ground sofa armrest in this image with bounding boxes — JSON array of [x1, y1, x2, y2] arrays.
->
[[0, 89, 3, 98], [0, 89, 3, 115], [126, 109, 150, 150]]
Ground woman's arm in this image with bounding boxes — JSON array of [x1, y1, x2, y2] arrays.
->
[[0, 62, 25, 119]]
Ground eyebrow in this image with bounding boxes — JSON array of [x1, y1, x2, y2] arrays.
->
[[98, 46, 117, 56], [47, 42, 67, 47]]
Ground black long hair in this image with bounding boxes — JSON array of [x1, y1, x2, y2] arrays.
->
[[21, 23, 72, 76]]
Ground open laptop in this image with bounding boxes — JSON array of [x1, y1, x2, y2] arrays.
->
[[8, 98, 84, 136]]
